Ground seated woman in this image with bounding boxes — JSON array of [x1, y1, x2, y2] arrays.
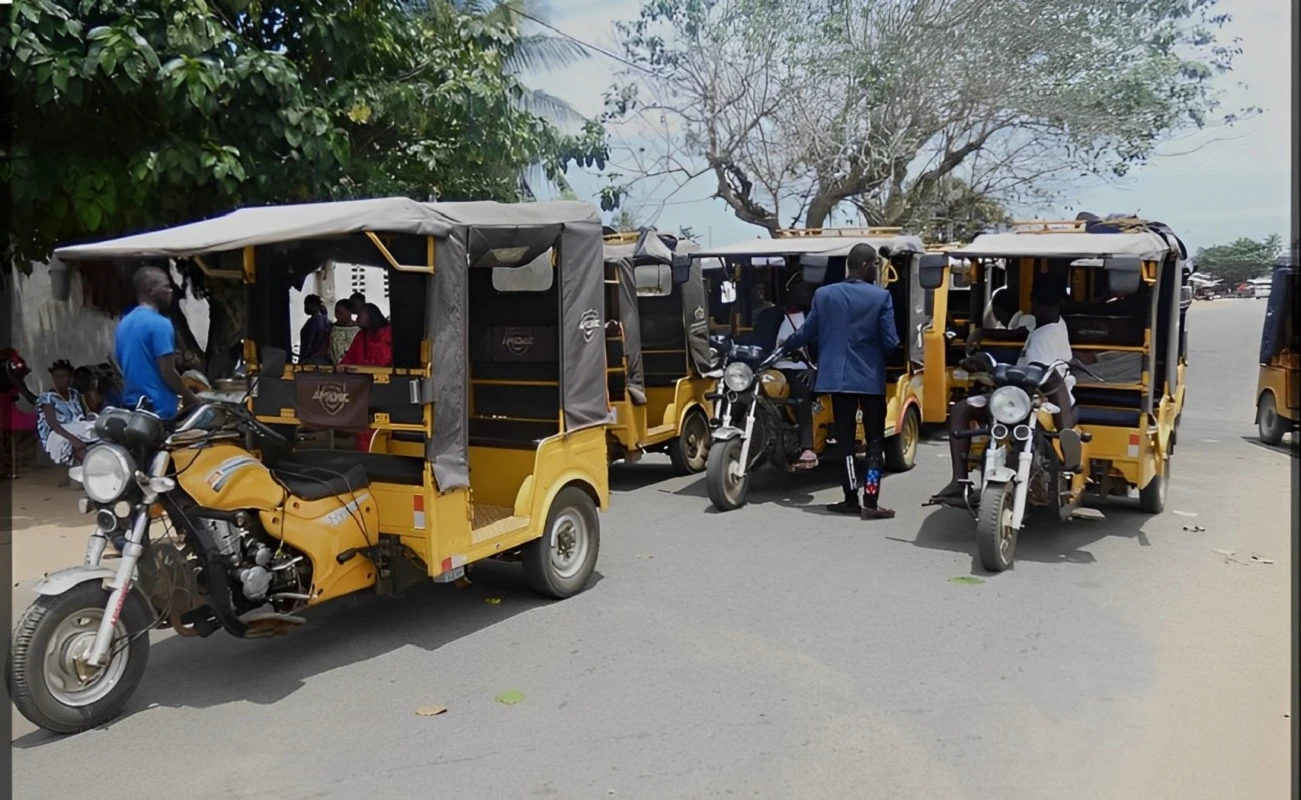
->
[[340, 303, 393, 367], [37, 359, 98, 466], [328, 299, 360, 364]]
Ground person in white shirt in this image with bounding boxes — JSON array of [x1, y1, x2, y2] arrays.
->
[[932, 276, 1079, 504], [967, 286, 1034, 355], [773, 281, 817, 467]]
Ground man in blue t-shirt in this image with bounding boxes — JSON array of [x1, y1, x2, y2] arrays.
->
[[115, 266, 200, 420]]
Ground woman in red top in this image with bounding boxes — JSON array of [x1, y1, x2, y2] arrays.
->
[[340, 303, 393, 367]]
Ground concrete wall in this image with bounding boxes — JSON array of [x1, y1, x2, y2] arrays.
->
[[2, 265, 209, 394]]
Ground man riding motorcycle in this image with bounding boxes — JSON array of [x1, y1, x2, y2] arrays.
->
[[931, 276, 1081, 506]]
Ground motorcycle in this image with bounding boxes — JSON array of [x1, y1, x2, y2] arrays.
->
[[5, 393, 326, 734], [954, 352, 1100, 572], [704, 335, 825, 510]]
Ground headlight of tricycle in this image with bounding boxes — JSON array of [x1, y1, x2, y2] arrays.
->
[[723, 362, 755, 392], [81, 444, 135, 504], [989, 386, 1032, 425]]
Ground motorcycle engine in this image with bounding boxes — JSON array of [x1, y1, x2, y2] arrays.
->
[[197, 515, 307, 606], [1027, 453, 1052, 506]]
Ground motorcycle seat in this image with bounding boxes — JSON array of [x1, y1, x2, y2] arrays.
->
[[271, 462, 371, 502]]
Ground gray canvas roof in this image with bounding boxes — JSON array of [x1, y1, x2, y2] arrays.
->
[[693, 234, 926, 262], [53, 198, 601, 260], [951, 231, 1175, 261], [603, 228, 701, 263]]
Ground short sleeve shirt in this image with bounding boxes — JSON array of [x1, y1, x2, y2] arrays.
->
[[115, 306, 180, 419]]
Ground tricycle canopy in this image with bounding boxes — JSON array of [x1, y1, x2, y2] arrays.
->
[[52, 197, 609, 492], [1260, 259, 1298, 365]]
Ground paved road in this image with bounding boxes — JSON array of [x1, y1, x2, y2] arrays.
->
[[10, 299, 1294, 799]]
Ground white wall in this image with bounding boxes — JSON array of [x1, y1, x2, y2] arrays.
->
[[3, 264, 209, 393]]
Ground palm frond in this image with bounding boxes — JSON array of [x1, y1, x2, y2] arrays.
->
[[514, 87, 588, 131], [505, 33, 590, 75]]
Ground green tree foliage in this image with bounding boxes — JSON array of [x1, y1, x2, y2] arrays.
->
[[1194, 235, 1282, 285], [605, 0, 1252, 235], [3, 0, 608, 372]]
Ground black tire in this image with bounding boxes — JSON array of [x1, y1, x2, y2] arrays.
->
[[669, 408, 710, 474], [1258, 393, 1288, 446], [706, 437, 750, 511], [523, 486, 601, 599], [1139, 456, 1168, 514], [975, 481, 1017, 572], [8, 582, 153, 735], [884, 406, 920, 472]]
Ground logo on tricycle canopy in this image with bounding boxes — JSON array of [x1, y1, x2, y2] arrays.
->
[[312, 382, 353, 415], [502, 328, 535, 356], [578, 309, 601, 343]]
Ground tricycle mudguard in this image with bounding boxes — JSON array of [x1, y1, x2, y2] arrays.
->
[[711, 425, 744, 442], [33, 565, 119, 596], [986, 465, 1017, 484]]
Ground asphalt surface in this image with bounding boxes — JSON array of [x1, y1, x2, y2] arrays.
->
[[9, 299, 1294, 799]]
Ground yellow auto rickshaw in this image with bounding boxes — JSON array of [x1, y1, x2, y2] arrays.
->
[[919, 242, 970, 425], [602, 228, 715, 472], [690, 228, 945, 509], [946, 216, 1191, 520], [1256, 259, 1298, 445], [17, 198, 611, 734]]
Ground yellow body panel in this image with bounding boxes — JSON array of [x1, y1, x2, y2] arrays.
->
[[1257, 359, 1299, 421], [172, 443, 381, 605], [608, 376, 714, 456]]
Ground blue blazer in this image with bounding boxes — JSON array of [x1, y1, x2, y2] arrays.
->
[[782, 280, 900, 395]]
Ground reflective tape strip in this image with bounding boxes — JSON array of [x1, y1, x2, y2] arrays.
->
[[413, 494, 426, 530], [1127, 433, 1140, 458]]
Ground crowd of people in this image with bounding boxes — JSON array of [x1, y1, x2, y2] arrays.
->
[[298, 291, 392, 367]]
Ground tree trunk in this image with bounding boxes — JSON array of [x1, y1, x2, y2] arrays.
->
[[203, 279, 247, 379]]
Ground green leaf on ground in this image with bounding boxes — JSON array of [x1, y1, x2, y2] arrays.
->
[[496, 689, 525, 705], [949, 576, 985, 585]]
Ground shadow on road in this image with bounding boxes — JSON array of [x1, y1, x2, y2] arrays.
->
[[899, 499, 1157, 575], [11, 563, 604, 749], [1239, 435, 1297, 458]]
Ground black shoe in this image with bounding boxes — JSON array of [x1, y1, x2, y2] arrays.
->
[[860, 506, 896, 520], [826, 500, 862, 515]]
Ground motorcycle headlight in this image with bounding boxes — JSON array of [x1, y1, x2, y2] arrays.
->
[[723, 362, 755, 392], [82, 444, 135, 504], [989, 386, 1032, 425]]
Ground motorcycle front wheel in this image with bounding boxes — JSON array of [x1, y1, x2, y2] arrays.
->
[[975, 480, 1018, 572], [706, 438, 751, 511], [8, 582, 153, 734]]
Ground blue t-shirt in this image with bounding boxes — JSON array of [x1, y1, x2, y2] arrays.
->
[[115, 306, 179, 419]]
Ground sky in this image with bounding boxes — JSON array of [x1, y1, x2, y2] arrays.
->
[[527, 0, 1293, 256]]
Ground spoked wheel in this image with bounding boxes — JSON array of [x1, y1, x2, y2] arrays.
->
[[975, 481, 1017, 572], [1258, 393, 1288, 446], [884, 406, 920, 472], [706, 437, 751, 511], [8, 582, 153, 734], [523, 486, 601, 599], [669, 408, 710, 474]]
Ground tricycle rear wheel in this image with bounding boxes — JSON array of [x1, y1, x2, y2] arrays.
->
[[1258, 393, 1288, 446], [523, 487, 601, 599], [669, 408, 710, 474]]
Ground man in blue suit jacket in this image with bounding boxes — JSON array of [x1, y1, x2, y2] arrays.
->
[[780, 244, 901, 519]]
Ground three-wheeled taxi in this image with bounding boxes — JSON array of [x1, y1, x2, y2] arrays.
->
[[1256, 258, 1298, 445], [602, 228, 715, 472], [919, 242, 970, 425], [11, 198, 611, 734], [690, 228, 946, 509], [947, 217, 1190, 522]]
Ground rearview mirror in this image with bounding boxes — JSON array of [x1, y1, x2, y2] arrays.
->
[[1102, 255, 1142, 296], [917, 254, 947, 290]]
